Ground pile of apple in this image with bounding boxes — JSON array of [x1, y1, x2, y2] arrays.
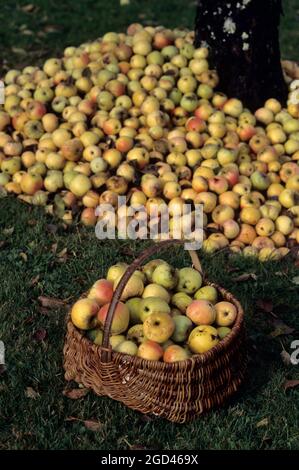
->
[[1, 24, 299, 259], [71, 259, 237, 362]]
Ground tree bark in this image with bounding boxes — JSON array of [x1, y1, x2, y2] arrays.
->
[[194, 0, 288, 110]]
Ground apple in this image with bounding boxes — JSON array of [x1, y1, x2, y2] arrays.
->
[[152, 263, 178, 290], [222, 219, 240, 239], [110, 335, 126, 350], [115, 340, 138, 356], [275, 215, 294, 235], [171, 292, 193, 313], [139, 297, 171, 323], [69, 173, 91, 197], [279, 189, 297, 209], [88, 279, 114, 306], [240, 207, 261, 225], [137, 339, 164, 361], [212, 205, 235, 224], [107, 262, 128, 283], [86, 328, 104, 345], [143, 312, 175, 343], [250, 171, 271, 190], [142, 283, 170, 303], [186, 300, 216, 325], [176, 267, 202, 294], [194, 286, 218, 303], [163, 344, 190, 362], [127, 324, 146, 345], [256, 218, 275, 237], [98, 301, 129, 334], [114, 273, 144, 301], [20, 173, 43, 195], [217, 326, 232, 340], [171, 315, 193, 343], [215, 301, 237, 327], [125, 298, 142, 325], [71, 298, 99, 330], [188, 325, 219, 354]]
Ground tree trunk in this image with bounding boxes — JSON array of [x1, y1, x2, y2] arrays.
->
[[194, 0, 288, 110]]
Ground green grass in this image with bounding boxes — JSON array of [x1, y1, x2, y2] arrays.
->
[[0, 0, 298, 74], [0, 197, 299, 450], [0, 0, 299, 451]]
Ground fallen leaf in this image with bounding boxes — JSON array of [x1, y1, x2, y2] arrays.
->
[[38, 296, 66, 309], [283, 380, 299, 391], [281, 350, 292, 366], [11, 47, 27, 55], [25, 387, 40, 399], [3, 227, 14, 236], [30, 275, 40, 286], [21, 4, 37, 13], [43, 24, 61, 33], [256, 299, 273, 313], [56, 247, 68, 263], [0, 364, 6, 375], [63, 388, 89, 400], [233, 273, 257, 282], [129, 444, 146, 450], [256, 417, 269, 428], [292, 276, 299, 285], [33, 328, 47, 341], [270, 320, 295, 338], [46, 224, 58, 234], [20, 252, 28, 262], [27, 219, 37, 226], [84, 420, 102, 431]]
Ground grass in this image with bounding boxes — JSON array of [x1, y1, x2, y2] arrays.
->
[[0, 0, 299, 451], [0, 197, 299, 450]]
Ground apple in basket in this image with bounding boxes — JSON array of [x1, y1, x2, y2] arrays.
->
[[143, 312, 175, 343], [163, 344, 191, 362], [188, 325, 220, 354], [88, 279, 114, 306], [98, 301, 130, 334], [71, 298, 99, 330], [215, 301, 237, 326], [186, 300, 216, 325], [137, 339, 164, 361]]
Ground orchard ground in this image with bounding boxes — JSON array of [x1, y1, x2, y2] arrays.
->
[[0, 0, 299, 451]]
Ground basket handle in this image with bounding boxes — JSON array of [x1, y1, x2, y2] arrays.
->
[[102, 240, 203, 362]]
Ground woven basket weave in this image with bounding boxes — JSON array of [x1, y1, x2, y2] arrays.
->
[[63, 240, 247, 423]]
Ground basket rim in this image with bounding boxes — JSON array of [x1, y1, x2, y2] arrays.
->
[[65, 280, 245, 370]]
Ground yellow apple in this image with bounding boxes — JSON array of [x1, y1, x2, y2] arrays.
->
[[215, 301, 237, 326], [188, 325, 219, 353], [71, 298, 99, 330], [143, 312, 175, 343]]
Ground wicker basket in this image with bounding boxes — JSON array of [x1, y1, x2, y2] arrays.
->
[[63, 240, 247, 423]]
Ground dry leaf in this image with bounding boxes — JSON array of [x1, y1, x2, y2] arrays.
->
[[32, 328, 47, 341], [63, 388, 89, 400], [46, 224, 58, 234], [129, 444, 146, 450], [20, 252, 28, 262], [256, 299, 273, 313], [283, 380, 299, 391], [25, 387, 40, 399], [21, 4, 36, 13], [281, 350, 292, 366], [3, 227, 14, 236], [256, 417, 269, 428], [292, 276, 299, 285], [38, 296, 66, 309], [43, 24, 61, 33], [84, 420, 102, 431], [11, 47, 27, 55], [30, 275, 40, 286], [233, 273, 257, 282], [270, 320, 295, 338]]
